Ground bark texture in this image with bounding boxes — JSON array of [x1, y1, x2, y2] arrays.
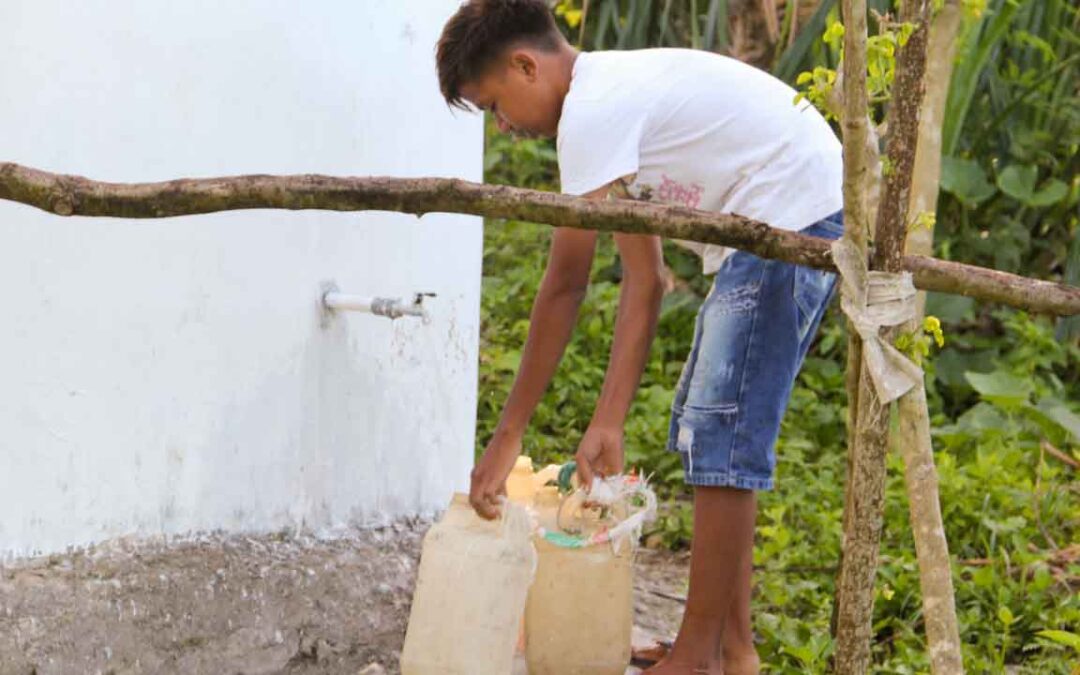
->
[[1, 162, 1076, 316], [897, 3, 966, 672], [834, 0, 872, 646], [834, 1, 935, 673]]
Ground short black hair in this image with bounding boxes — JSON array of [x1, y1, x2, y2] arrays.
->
[[436, 0, 564, 110]]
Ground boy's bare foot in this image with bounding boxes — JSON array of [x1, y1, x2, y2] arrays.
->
[[643, 654, 723, 674], [640, 649, 759, 675], [720, 652, 760, 675]]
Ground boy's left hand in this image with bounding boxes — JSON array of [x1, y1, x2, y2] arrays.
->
[[575, 423, 625, 489]]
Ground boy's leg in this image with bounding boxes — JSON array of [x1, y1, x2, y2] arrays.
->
[[718, 490, 759, 673], [645, 487, 756, 674], [654, 212, 845, 674]]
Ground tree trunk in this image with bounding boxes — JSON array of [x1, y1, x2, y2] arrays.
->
[[833, 0, 872, 645], [897, 3, 966, 672], [834, 1, 935, 672]]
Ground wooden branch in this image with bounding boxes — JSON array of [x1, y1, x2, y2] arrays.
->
[[1, 162, 1077, 316], [1041, 440, 1079, 471], [900, 255, 1074, 316], [873, 1, 934, 274], [899, 388, 965, 674]]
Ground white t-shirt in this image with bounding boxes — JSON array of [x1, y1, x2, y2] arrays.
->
[[557, 48, 843, 274]]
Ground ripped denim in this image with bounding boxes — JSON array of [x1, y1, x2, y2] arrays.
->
[[666, 211, 844, 489]]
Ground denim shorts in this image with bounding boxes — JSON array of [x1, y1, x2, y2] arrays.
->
[[666, 211, 844, 490]]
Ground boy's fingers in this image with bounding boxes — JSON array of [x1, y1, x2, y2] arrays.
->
[[470, 491, 499, 520], [469, 474, 505, 520], [575, 458, 594, 491], [469, 478, 491, 520]]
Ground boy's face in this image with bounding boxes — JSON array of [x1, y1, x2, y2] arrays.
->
[[460, 49, 563, 139]]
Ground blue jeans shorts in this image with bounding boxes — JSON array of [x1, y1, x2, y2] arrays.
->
[[666, 211, 844, 490]]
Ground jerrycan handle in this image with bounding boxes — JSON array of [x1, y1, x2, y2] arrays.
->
[[494, 495, 534, 541], [537, 466, 659, 553], [449, 493, 535, 545]]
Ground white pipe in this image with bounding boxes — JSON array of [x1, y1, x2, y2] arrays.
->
[[323, 293, 376, 313], [321, 288, 432, 320]]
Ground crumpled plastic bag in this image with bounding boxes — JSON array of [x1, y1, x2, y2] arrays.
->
[[831, 237, 923, 404]]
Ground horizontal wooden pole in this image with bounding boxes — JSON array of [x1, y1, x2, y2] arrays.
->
[[2, 162, 1077, 316]]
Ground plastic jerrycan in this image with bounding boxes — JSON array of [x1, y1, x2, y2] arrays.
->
[[506, 455, 561, 505], [506, 455, 538, 503], [400, 493, 537, 675], [505, 456, 562, 654], [525, 485, 636, 675]]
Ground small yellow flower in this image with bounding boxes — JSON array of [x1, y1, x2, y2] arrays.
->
[[924, 316, 945, 348], [554, 1, 583, 29]]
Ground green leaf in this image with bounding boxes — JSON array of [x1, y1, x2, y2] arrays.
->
[[997, 605, 1016, 626], [1036, 629, 1080, 652], [972, 564, 995, 589], [772, 0, 837, 83], [940, 157, 997, 205], [956, 402, 1010, 433], [965, 370, 1033, 405], [942, 0, 1021, 156], [490, 348, 521, 373], [1028, 178, 1068, 207], [934, 349, 995, 389], [996, 164, 1038, 202], [925, 292, 976, 323], [1034, 396, 1080, 441]]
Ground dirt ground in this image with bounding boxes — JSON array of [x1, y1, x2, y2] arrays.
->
[[0, 522, 689, 675]]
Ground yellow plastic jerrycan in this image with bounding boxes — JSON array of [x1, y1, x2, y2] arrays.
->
[[525, 475, 652, 675], [505, 456, 562, 654], [505, 455, 538, 503], [506, 455, 562, 505], [400, 493, 537, 675]]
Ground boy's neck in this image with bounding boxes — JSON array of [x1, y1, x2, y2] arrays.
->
[[552, 46, 580, 119]]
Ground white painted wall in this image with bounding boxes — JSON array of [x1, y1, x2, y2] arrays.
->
[[0, 0, 482, 558]]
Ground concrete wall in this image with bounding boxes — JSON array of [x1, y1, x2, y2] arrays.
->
[[0, 0, 482, 558]]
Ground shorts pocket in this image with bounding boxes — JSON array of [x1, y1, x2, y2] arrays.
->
[[672, 404, 738, 474], [793, 266, 836, 341]]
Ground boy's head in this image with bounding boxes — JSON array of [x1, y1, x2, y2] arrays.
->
[[436, 0, 575, 138]]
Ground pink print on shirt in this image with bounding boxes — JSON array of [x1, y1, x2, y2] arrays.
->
[[656, 174, 705, 209]]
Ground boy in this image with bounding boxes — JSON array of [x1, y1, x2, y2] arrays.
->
[[436, 1, 843, 673]]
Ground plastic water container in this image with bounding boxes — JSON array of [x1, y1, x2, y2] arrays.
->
[[506, 455, 538, 503], [507, 457, 563, 505], [505, 455, 538, 655], [525, 487, 635, 675], [506, 457, 562, 654], [400, 493, 537, 675]]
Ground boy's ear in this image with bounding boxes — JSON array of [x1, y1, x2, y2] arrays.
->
[[509, 50, 538, 80]]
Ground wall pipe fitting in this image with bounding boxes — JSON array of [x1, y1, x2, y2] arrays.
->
[[320, 282, 434, 321]]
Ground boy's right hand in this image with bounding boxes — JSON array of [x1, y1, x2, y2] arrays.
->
[[469, 430, 522, 520]]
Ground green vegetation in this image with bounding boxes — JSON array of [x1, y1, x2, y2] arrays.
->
[[477, 2, 1078, 671]]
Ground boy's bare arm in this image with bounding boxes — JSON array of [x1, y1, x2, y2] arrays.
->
[[575, 192, 665, 486], [469, 187, 607, 518], [490, 224, 598, 437]]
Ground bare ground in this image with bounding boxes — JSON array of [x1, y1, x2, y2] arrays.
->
[[0, 523, 689, 675]]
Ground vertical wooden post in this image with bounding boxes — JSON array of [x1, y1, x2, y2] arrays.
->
[[835, 0, 872, 639], [834, 0, 935, 672], [897, 3, 966, 672], [833, 0, 873, 659]]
